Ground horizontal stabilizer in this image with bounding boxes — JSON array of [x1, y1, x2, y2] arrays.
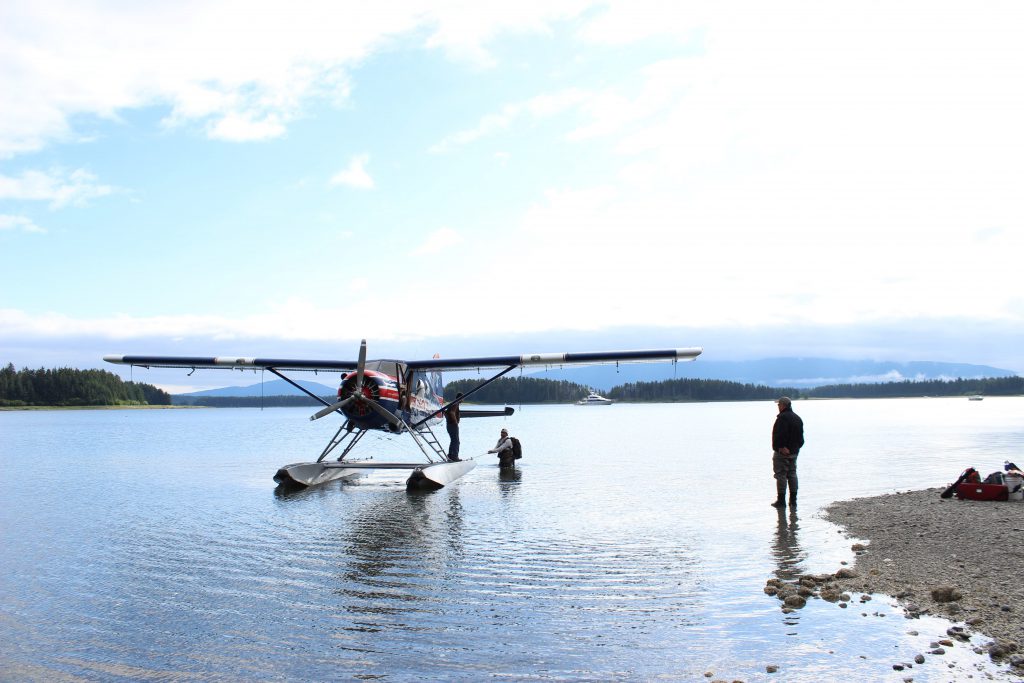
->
[[460, 407, 515, 418]]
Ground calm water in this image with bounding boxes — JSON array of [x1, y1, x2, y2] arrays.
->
[[3, 398, 1023, 681]]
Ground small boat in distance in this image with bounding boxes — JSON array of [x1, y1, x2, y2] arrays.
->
[[968, 395, 984, 401], [577, 391, 613, 405]]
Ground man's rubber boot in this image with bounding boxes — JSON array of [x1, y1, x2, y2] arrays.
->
[[771, 480, 787, 508]]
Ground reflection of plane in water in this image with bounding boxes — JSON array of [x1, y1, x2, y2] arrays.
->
[[772, 508, 805, 583], [334, 490, 466, 597], [105, 340, 701, 491]]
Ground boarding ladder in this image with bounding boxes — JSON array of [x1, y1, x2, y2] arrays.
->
[[407, 421, 447, 462]]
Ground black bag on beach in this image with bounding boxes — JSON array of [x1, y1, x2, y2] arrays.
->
[[940, 467, 979, 499], [983, 471, 1004, 485]]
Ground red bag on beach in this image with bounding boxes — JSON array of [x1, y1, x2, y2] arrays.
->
[[956, 482, 1009, 501]]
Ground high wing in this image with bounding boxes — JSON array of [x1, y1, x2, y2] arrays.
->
[[103, 347, 702, 373], [404, 347, 702, 372], [102, 355, 360, 372]]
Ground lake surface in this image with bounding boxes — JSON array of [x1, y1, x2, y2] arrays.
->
[[3, 398, 1023, 681]]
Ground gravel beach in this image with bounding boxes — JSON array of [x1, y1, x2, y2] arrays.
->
[[824, 487, 1024, 661]]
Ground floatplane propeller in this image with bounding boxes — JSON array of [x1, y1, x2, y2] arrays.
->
[[309, 339, 396, 425], [104, 340, 702, 491]]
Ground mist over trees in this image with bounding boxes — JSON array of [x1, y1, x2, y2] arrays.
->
[[0, 363, 171, 407]]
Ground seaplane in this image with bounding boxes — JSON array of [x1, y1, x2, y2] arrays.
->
[[104, 341, 701, 491]]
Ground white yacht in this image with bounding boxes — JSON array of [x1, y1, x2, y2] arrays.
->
[[577, 391, 613, 405]]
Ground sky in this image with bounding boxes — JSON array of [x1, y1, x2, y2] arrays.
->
[[2, 0, 1023, 391]]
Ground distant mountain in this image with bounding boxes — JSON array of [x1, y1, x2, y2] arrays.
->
[[523, 358, 1017, 391], [176, 378, 337, 398]]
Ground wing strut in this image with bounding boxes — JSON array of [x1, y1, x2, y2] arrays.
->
[[409, 364, 517, 430], [265, 368, 333, 408]]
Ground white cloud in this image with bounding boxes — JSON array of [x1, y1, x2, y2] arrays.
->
[[0, 214, 45, 233], [0, 168, 114, 208], [422, 0, 591, 68], [0, 1, 595, 158], [329, 154, 375, 190], [411, 227, 461, 255], [205, 112, 287, 142], [431, 89, 591, 152]]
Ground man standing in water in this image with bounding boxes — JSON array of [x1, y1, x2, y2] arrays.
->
[[771, 396, 804, 508], [488, 428, 515, 469], [445, 392, 463, 461]]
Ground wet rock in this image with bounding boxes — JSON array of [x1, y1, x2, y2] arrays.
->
[[988, 639, 1019, 659], [797, 586, 815, 598], [946, 627, 970, 642], [914, 654, 925, 664], [766, 664, 779, 673], [835, 568, 858, 579], [820, 589, 841, 602], [938, 639, 954, 647], [930, 585, 962, 603], [763, 586, 778, 596], [840, 593, 851, 601], [929, 647, 946, 655], [783, 595, 807, 609], [892, 663, 904, 671], [851, 543, 866, 551], [1009, 654, 1024, 668]]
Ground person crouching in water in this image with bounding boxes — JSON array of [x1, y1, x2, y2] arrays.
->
[[488, 428, 515, 469]]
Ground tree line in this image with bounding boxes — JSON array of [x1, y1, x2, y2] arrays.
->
[[803, 375, 1024, 399], [445, 376, 592, 404], [611, 375, 1024, 402], [0, 363, 171, 407], [608, 378, 797, 402]]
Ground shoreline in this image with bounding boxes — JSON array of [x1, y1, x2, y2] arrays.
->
[[0, 404, 197, 411], [823, 488, 1024, 664]]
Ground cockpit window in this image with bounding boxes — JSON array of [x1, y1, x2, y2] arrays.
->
[[367, 360, 403, 377]]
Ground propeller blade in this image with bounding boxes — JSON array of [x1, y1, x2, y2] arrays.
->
[[355, 339, 367, 392], [309, 395, 354, 421], [311, 340, 368, 422]]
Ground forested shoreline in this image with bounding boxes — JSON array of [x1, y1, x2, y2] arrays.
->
[[2, 362, 1021, 408], [0, 363, 171, 407], [610, 375, 1024, 402]]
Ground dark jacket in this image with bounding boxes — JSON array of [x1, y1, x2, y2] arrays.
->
[[772, 407, 804, 455]]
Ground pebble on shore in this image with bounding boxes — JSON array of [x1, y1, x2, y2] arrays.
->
[[795, 488, 1024, 667]]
